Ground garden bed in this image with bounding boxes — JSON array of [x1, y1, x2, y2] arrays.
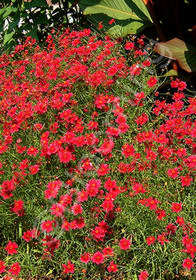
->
[[0, 28, 195, 279]]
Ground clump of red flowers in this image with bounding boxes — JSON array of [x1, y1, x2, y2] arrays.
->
[[0, 27, 195, 279]]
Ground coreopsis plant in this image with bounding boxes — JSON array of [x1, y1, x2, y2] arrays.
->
[[0, 27, 195, 280]]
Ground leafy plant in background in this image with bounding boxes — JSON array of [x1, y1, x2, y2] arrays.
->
[[75, 0, 196, 75], [0, 0, 82, 51]]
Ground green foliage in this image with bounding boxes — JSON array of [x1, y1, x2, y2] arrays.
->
[[78, 0, 153, 37], [0, 0, 82, 51], [77, 0, 196, 75]]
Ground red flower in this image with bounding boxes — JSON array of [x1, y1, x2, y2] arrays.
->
[[0, 179, 15, 199], [167, 168, 179, 178], [171, 202, 182, 213], [138, 270, 149, 280], [180, 175, 193, 187], [165, 223, 177, 235], [91, 226, 106, 241], [157, 233, 169, 245], [11, 199, 24, 216], [0, 260, 6, 274], [29, 164, 39, 175], [5, 241, 18, 255], [135, 113, 148, 126], [44, 180, 62, 199], [171, 79, 186, 91], [155, 208, 166, 220], [132, 183, 146, 194], [59, 194, 72, 206], [178, 80, 186, 90], [146, 149, 157, 161], [80, 252, 90, 264], [124, 42, 134, 50], [91, 251, 105, 265], [71, 203, 83, 215], [19, 159, 29, 170], [50, 203, 65, 217], [171, 79, 179, 88], [61, 220, 70, 231], [58, 149, 72, 163], [119, 123, 130, 133], [184, 244, 196, 258], [41, 220, 54, 233], [146, 236, 156, 245], [109, 19, 115, 25], [8, 262, 21, 276], [101, 197, 114, 212], [76, 190, 88, 202], [176, 148, 187, 157], [182, 235, 193, 247], [146, 197, 160, 210], [185, 155, 196, 169], [34, 123, 43, 131], [108, 65, 118, 76], [95, 94, 108, 109], [119, 237, 131, 250], [97, 139, 115, 155], [27, 146, 39, 156], [97, 163, 111, 176], [75, 217, 86, 229], [102, 246, 114, 256], [1, 276, 12, 280], [87, 120, 99, 130], [81, 158, 93, 172], [122, 143, 135, 158], [0, 144, 8, 154], [176, 216, 185, 226], [42, 236, 60, 256], [22, 230, 33, 242], [98, 21, 104, 29], [182, 258, 194, 271], [147, 76, 158, 87], [107, 261, 118, 273], [104, 178, 117, 191], [86, 179, 101, 197], [62, 260, 75, 274]]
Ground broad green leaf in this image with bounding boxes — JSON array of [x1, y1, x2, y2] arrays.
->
[[163, 69, 178, 77], [0, 21, 4, 32], [81, 0, 151, 20], [86, 12, 152, 37], [7, 18, 20, 32], [78, 0, 153, 36], [0, 7, 7, 16], [2, 6, 18, 19], [24, 0, 48, 9], [154, 38, 196, 73], [35, 13, 48, 25], [26, 27, 39, 40], [3, 31, 15, 45]]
